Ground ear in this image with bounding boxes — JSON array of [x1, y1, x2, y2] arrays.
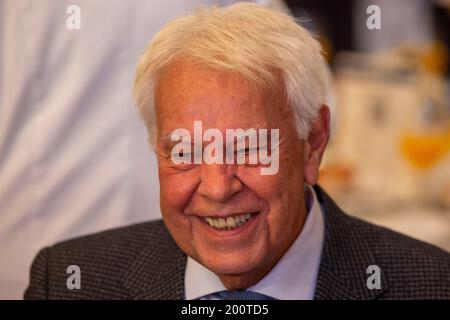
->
[[303, 105, 330, 185]]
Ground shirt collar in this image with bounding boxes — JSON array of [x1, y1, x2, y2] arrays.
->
[[184, 184, 325, 300]]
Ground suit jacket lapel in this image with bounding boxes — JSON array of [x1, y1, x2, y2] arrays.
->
[[120, 221, 187, 299], [313, 185, 388, 300]]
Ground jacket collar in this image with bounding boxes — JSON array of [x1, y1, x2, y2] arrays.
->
[[121, 185, 388, 300], [313, 185, 388, 299]]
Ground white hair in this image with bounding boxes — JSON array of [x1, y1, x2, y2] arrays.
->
[[134, 3, 329, 148]]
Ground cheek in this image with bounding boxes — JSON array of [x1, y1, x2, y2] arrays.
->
[[158, 169, 202, 260], [238, 154, 304, 234], [238, 150, 302, 199], [279, 145, 306, 198], [159, 168, 199, 218], [242, 173, 283, 199]]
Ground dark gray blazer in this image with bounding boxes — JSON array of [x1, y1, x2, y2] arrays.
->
[[24, 186, 450, 299]]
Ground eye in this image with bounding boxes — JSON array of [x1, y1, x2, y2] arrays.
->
[[176, 149, 193, 159], [236, 147, 252, 155]]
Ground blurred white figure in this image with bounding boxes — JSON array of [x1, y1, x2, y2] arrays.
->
[[0, 0, 287, 299]]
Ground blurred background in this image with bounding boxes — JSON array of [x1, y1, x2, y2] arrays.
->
[[0, 0, 449, 299]]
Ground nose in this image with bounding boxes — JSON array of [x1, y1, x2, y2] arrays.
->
[[197, 164, 243, 203]]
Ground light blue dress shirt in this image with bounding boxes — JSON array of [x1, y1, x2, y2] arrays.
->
[[184, 185, 325, 300]]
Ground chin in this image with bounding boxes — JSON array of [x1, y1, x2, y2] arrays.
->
[[198, 247, 267, 276]]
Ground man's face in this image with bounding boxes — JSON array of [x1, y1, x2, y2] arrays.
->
[[154, 59, 309, 286]]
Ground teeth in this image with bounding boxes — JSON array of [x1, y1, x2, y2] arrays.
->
[[204, 213, 254, 230], [226, 217, 235, 228]]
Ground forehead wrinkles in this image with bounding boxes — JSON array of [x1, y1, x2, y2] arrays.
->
[[155, 59, 290, 127]]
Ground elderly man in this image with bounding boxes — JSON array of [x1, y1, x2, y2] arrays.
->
[[25, 3, 450, 300]]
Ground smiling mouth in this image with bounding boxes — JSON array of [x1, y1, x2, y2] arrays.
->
[[203, 212, 258, 231]]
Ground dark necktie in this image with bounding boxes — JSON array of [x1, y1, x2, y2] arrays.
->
[[216, 290, 275, 300]]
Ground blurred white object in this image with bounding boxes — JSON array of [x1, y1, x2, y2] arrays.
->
[[0, 0, 287, 299], [354, 0, 433, 53]]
